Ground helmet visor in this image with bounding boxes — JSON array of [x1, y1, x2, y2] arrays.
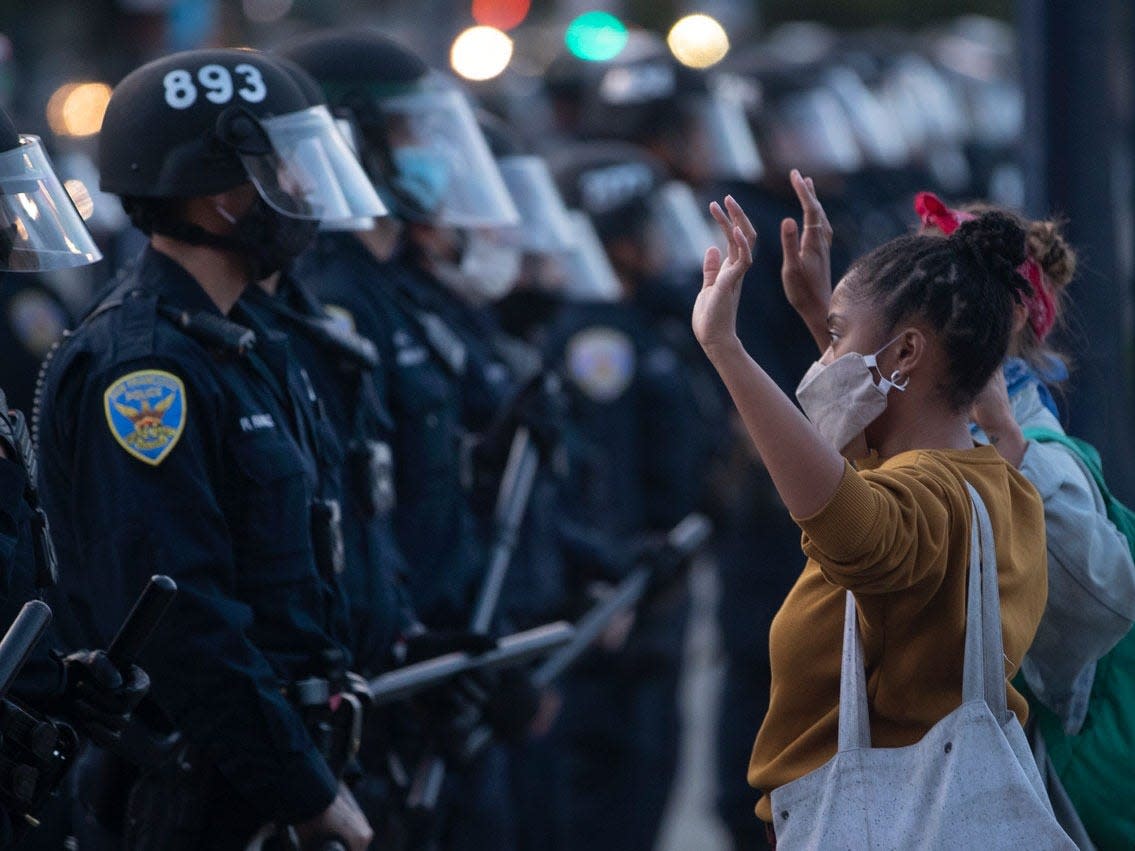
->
[[0, 136, 102, 271], [646, 181, 718, 275], [556, 211, 622, 302], [763, 89, 864, 175], [696, 76, 765, 181], [496, 156, 575, 254], [242, 106, 388, 222], [379, 86, 520, 228]]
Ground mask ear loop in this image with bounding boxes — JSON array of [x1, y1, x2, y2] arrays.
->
[[885, 370, 910, 392]]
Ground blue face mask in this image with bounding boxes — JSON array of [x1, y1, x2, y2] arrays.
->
[[391, 146, 450, 216]]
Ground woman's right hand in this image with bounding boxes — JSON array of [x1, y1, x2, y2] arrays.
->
[[780, 169, 834, 352], [692, 196, 757, 360]]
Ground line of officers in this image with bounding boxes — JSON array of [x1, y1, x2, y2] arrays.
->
[[0, 18, 1020, 851]]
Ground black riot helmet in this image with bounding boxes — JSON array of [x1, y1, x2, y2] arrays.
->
[[0, 105, 102, 271], [278, 29, 518, 228], [575, 32, 764, 184], [548, 140, 715, 282], [98, 48, 384, 221]]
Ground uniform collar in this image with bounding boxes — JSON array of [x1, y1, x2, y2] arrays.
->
[[135, 244, 239, 317]]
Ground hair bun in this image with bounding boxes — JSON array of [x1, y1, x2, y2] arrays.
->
[[951, 211, 1030, 300], [1027, 220, 1076, 289]]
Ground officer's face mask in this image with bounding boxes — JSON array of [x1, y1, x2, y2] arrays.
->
[[795, 334, 909, 456], [215, 196, 318, 279], [391, 147, 450, 217], [433, 231, 522, 305]]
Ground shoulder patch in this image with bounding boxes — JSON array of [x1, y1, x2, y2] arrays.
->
[[324, 304, 356, 334], [566, 327, 636, 402], [104, 370, 187, 466]]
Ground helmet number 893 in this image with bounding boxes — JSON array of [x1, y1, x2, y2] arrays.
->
[[163, 64, 268, 110]]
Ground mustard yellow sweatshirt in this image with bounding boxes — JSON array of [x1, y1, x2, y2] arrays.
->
[[748, 446, 1047, 822]]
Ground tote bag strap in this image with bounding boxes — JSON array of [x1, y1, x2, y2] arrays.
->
[[837, 590, 872, 751], [962, 482, 1012, 722], [838, 482, 1011, 751]]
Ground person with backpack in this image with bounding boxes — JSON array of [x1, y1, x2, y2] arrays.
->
[[915, 192, 1135, 849]]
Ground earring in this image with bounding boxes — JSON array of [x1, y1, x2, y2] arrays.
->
[[890, 370, 910, 391]]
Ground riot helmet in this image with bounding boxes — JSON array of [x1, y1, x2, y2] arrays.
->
[[0, 106, 102, 271], [576, 33, 764, 184], [99, 49, 383, 221], [98, 49, 385, 276], [278, 30, 519, 228], [549, 141, 717, 287]]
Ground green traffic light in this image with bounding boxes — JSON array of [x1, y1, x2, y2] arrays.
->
[[565, 11, 629, 62]]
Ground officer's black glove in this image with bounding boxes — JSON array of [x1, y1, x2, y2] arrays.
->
[[394, 631, 498, 667], [60, 650, 150, 747], [480, 668, 541, 744]]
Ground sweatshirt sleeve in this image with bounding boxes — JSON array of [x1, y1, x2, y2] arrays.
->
[[794, 459, 955, 595]]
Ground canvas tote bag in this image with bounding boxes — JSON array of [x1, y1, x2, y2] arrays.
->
[[769, 483, 1076, 849]]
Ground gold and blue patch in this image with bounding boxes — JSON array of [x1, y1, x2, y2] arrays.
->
[[103, 370, 186, 466]]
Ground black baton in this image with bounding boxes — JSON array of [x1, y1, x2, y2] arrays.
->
[[0, 601, 52, 698], [107, 575, 177, 669]]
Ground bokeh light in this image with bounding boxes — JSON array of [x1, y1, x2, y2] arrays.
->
[[472, 0, 531, 31], [46, 82, 112, 138], [565, 11, 629, 62], [667, 13, 730, 69], [451, 26, 514, 82]]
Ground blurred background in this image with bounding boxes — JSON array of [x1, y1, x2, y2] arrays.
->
[[2, 2, 1132, 848]]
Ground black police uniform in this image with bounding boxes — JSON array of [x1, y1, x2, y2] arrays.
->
[[37, 247, 351, 844], [296, 234, 485, 630], [544, 296, 702, 851], [241, 274, 416, 676]]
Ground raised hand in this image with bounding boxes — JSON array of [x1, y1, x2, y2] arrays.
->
[[692, 195, 757, 358], [780, 169, 834, 352], [971, 369, 1027, 467]]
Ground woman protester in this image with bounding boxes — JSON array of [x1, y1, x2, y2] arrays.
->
[[691, 182, 1049, 838]]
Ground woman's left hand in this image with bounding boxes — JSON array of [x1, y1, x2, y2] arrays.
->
[[971, 369, 1027, 467], [692, 196, 757, 359]]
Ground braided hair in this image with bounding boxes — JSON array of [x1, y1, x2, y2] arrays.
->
[[848, 211, 1030, 410]]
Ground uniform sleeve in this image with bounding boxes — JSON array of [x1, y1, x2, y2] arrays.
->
[[38, 356, 337, 825], [1018, 440, 1135, 733], [795, 460, 954, 594]]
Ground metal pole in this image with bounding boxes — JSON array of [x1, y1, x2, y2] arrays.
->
[[1019, 0, 1135, 499]]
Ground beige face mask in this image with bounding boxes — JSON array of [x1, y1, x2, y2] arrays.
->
[[794, 336, 908, 456]]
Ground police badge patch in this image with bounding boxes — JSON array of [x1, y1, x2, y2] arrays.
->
[[104, 370, 187, 466], [566, 327, 636, 403]]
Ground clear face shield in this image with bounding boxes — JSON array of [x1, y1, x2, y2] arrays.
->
[[379, 84, 520, 228], [695, 74, 765, 181], [495, 155, 576, 254], [318, 117, 382, 233], [0, 136, 102, 271], [645, 180, 718, 278], [762, 89, 864, 176], [237, 105, 387, 222], [547, 211, 622, 302], [821, 67, 910, 169]]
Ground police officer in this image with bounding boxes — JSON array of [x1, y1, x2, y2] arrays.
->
[[279, 30, 517, 634], [0, 106, 151, 849], [547, 141, 706, 851], [35, 49, 386, 850]]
